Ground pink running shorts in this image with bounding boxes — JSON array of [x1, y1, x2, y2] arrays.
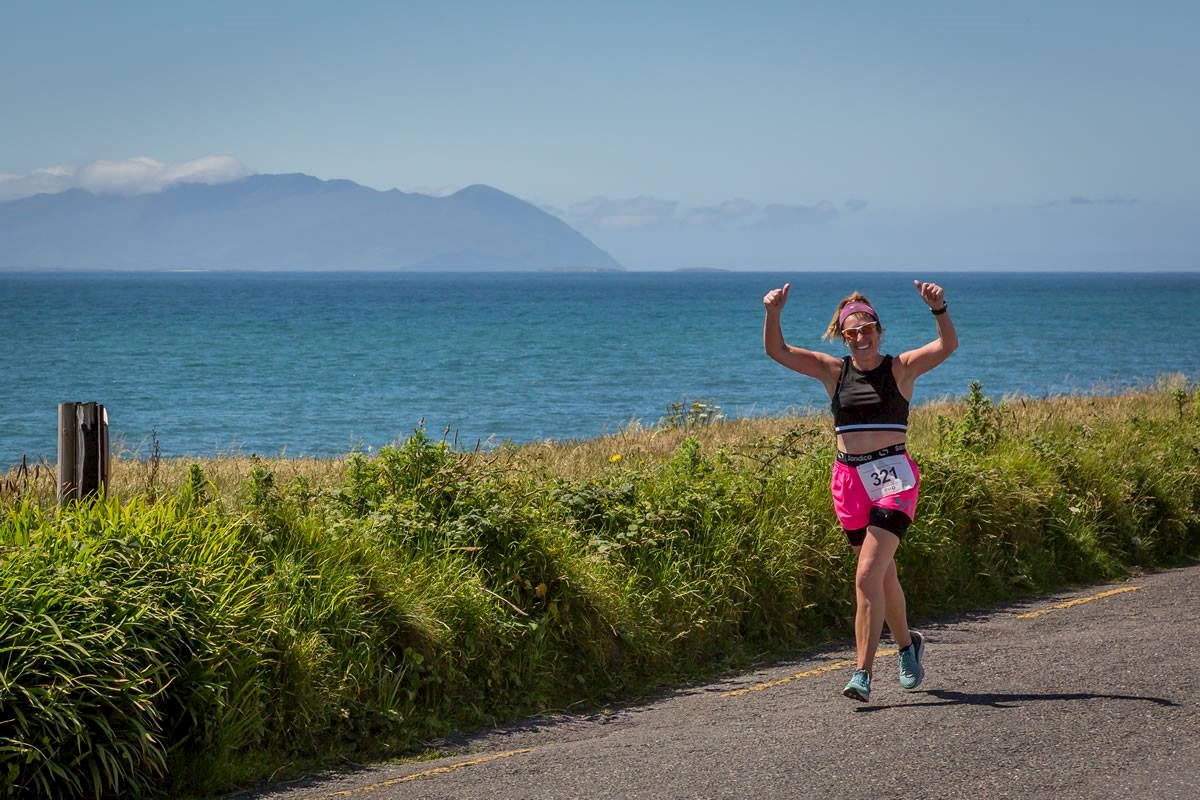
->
[[830, 447, 921, 539]]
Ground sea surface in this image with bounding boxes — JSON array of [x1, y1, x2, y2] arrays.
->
[[3, 270, 1198, 466]]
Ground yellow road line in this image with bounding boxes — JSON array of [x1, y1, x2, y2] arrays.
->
[[1016, 586, 1140, 619], [722, 648, 899, 697], [310, 749, 534, 798]]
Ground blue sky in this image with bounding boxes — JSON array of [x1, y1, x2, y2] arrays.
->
[[2, 1, 1196, 269]]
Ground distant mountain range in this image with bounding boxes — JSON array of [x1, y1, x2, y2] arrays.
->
[[0, 174, 623, 271]]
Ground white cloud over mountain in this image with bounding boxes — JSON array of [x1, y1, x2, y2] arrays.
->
[[0, 156, 252, 201], [748, 201, 841, 230], [681, 199, 758, 229], [566, 196, 680, 230], [407, 184, 462, 198], [559, 195, 865, 232]]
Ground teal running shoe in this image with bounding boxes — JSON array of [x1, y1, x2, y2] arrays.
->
[[842, 669, 871, 702], [898, 630, 925, 690]]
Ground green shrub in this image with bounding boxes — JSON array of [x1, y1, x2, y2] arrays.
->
[[1, 384, 1197, 797]]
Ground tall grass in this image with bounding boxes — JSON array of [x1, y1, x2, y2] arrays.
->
[[1, 380, 1198, 797]]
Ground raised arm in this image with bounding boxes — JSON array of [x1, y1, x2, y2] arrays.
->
[[897, 280, 958, 382], [763, 283, 841, 391]]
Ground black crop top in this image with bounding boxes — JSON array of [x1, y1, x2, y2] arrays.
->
[[830, 355, 909, 434]]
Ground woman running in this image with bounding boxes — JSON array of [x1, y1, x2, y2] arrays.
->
[[762, 280, 957, 702]]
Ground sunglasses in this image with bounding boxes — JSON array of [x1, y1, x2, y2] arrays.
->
[[842, 321, 880, 339]]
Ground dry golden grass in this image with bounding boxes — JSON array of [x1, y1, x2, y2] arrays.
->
[[0, 453, 349, 507], [505, 378, 1190, 477]]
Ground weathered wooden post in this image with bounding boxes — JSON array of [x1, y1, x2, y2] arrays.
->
[[57, 402, 110, 504]]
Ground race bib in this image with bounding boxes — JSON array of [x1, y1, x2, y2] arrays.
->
[[855, 455, 916, 501]]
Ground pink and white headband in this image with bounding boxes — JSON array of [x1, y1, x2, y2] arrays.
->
[[837, 302, 878, 328]]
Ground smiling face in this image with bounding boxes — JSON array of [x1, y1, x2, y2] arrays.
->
[[841, 312, 881, 357]]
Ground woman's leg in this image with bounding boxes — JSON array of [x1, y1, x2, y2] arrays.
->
[[882, 559, 913, 650], [853, 526, 901, 675], [848, 553, 914, 650]]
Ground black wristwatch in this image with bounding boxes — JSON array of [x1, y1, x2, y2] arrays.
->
[[931, 304, 948, 316]]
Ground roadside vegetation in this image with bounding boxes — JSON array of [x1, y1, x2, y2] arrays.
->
[[2, 380, 1198, 798]]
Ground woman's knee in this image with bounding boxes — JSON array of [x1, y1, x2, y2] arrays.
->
[[854, 558, 889, 592], [855, 529, 899, 591]]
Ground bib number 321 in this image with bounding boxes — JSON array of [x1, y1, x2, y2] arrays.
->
[[855, 455, 916, 502]]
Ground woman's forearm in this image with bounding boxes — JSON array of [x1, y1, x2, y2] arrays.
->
[[764, 311, 787, 358], [934, 311, 958, 354]]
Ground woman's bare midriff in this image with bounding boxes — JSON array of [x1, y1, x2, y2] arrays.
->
[[836, 430, 907, 455]]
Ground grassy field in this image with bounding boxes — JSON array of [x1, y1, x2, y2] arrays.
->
[[1, 380, 1198, 798]]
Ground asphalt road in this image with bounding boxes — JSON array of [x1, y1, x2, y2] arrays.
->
[[237, 563, 1200, 800]]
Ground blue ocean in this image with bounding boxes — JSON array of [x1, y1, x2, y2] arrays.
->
[[3, 271, 1198, 467]]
